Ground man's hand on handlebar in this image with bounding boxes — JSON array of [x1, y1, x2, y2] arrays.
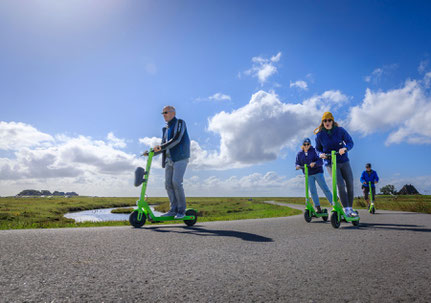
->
[[154, 145, 161, 152], [320, 154, 327, 159], [296, 165, 301, 170], [310, 162, 316, 168]]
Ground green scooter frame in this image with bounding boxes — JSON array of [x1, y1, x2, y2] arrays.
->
[[129, 149, 198, 228], [302, 164, 329, 222], [328, 151, 360, 228], [368, 181, 376, 214]]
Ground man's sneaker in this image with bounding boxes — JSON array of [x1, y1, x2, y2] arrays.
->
[[161, 211, 176, 217], [175, 213, 185, 219]]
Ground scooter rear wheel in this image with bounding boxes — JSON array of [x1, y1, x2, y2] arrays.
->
[[129, 211, 146, 228], [371, 206, 375, 214], [330, 212, 340, 229], [352, 220, 360, 226], [184, 209, 198, 226], [322, 209, 329, 222], [304, 210, 312, 223]]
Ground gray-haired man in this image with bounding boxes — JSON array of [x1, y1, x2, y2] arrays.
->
[[151, 106, 190, 219]]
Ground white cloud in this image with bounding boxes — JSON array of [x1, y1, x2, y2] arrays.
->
[[194, 92, 231, 102], [0, 122, 146, 196], [418, 59, 429, 74], [290, 80, 308, 90], [140, 89, 348, 171], [244, 52, 282, 85], [208, 93, 231, 101], [348, 78, 431, 145], [183, 172, 306, 197], [107, 132, 126, 148], [0, 121, 54, 150], [364, 64, 398, 84]]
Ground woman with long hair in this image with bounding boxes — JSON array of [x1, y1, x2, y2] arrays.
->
[[314, 112, 356, 216]]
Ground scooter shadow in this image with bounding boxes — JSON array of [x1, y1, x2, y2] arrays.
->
[[343, 222, 431, 233], [144, 225, 274, 242]]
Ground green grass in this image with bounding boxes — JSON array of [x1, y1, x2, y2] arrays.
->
[[269, 195, 431, 214], [0, 196, 301, 230], [1, 195, 429, 230]]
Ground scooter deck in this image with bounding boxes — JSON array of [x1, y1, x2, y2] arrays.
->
[[150, 215, 196, 222]]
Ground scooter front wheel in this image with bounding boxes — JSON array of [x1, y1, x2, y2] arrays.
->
[[352, 219, 360, 226], [322, 209, 329, 222], [184, 209, 198, 226], [371, 206, 375, 214], [304, 210, 312, 223], [330, 212, 340, 229], [129, 211, 146, 228]]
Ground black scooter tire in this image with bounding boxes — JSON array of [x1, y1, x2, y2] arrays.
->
[[371, 206, 375, 214], [304, 210, 312, 223], [129, 211, 146, 228], [184, 209, 198, 226], [352, 219, 360, 226], [330, 212, 340, 229], [322, 209, 329, 221]]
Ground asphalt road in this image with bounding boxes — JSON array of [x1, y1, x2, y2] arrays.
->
[[1, 204, 430, 303]]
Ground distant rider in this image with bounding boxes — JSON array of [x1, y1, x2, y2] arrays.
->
[[360, 163, 379, 208]]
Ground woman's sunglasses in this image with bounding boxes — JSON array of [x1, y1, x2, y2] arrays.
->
[[323, 119, 333, 123], [303, 143, 310, 146]]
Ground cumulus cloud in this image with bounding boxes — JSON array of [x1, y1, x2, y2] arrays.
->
[[107, 132, 126, 148], [364, 64, 398, 84], [183, 171, 306, 197], [244, 52, 282, 85], [139, 89, 348, 170], [0, 121, 54, 150], [290, 80, 308, 90], [418, 59, 429, 74], [208, 93, 231, 101], [348, 78, 431, 145], [0, 122, 145, 195]]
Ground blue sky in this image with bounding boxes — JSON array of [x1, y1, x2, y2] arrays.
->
[[1, 0, 431, 197]]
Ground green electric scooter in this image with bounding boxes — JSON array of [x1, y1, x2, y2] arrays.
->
[[368, 181, 376, 214], [129, 148, 198, 228], [328, 151, 360, 228], [301, 164, 329, 222]]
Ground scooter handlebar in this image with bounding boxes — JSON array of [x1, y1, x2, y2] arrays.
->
[[140, 148, 154, 157]]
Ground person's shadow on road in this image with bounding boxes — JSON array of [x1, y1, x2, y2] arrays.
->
[[344, 222, 431, 232], [144, 225, 274, 242]]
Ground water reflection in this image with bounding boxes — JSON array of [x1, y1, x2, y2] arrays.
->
[[64, 206, 163, 222]]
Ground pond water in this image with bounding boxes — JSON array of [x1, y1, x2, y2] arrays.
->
[[64, 206, 163, 222]]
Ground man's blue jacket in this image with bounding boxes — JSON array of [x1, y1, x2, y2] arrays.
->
[[157, 117, 190, 168], [360, 170, 379, 188]]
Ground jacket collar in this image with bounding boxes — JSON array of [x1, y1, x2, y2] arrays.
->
[[167, 116, 177, 127]]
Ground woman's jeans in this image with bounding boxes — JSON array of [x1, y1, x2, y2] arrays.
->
[[326, 161, 354, 208], [308, 172, 333, 207]]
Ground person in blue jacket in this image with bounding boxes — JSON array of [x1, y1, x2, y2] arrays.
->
[[360, 163, 379, 208], [296, 138, 333, 213], [146, 105, 191, 219], [314, 112, 357, 217]]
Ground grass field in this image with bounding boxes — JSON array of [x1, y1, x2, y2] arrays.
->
[[1, 195, 429, 230], [0, 196, 301, 230], [269, 195, 431, 214]]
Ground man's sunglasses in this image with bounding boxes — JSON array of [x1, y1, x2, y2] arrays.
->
[[323, 119, 333, 123], [161, 111, 174, 115], [303, 143, 310, 146]]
